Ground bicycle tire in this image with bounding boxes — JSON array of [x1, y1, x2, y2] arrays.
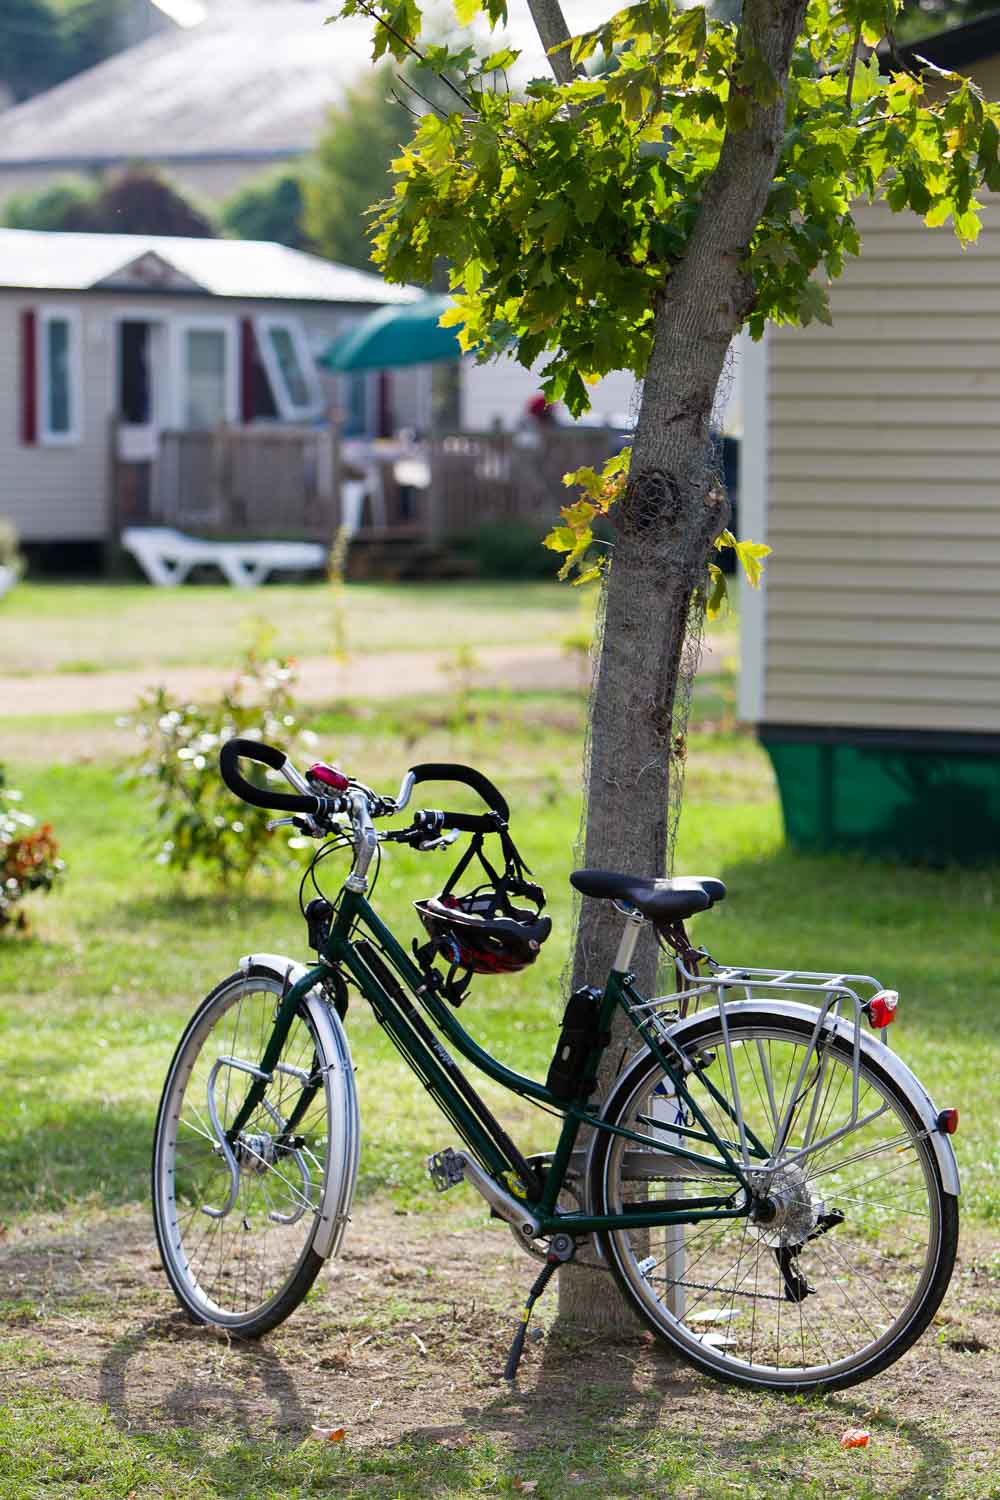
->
[[590, 1006, 958, 1393], [152, 968, 354, 1337]]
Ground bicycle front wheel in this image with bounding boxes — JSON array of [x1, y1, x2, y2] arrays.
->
[[590, 1006, 958, 1393], [152, 968, 355, 1336]]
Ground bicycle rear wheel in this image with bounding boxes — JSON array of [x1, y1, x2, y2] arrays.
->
[[152, 968, 355, 1336], [590, 1006, 957, 1393]]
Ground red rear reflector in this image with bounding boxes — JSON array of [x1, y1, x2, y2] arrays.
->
[[867, 990, 898, 1029], [937, 1108, 959, 1135], [308, 763, 349, 792]]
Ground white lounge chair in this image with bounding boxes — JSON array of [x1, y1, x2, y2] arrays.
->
[[0, 565, 16, 601], [121, 527, 327, 588]]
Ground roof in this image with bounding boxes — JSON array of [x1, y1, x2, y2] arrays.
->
[[0, 1, 376, 167], [0, 228, 420, 304], [897, 9, 1000, 69], [0, 0, 619, 171]]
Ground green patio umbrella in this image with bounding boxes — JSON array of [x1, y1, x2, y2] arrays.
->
[[320, 294, 460, 372]]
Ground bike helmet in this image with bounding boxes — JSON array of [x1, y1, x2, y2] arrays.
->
[[413, 823, 551, 1001]]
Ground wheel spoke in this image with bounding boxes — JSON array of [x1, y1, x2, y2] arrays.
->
[[154, 976, 337, 1329], [599, 1012, 951, 1390]]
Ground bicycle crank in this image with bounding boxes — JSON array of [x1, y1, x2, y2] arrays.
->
[[426, 1147, 542, 1243]]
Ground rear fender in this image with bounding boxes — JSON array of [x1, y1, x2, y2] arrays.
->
[[240, 953, 360, 1258]]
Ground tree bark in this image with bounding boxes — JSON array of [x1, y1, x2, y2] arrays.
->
[[551, 0, 810, 1326], [524, 0, 579, 84]]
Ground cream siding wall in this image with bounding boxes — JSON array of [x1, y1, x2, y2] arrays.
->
[[763, 199, 1000, 735], [0, 292, 108, 542], [0, 291, 374, 543], [460, 353, 639, 431]]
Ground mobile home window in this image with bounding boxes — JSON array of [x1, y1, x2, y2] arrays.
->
[[183, 328, 228, 428], [39, 309, 81, 445], [254, 316, 322, 421]]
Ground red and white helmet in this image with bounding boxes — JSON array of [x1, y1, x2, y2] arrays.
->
[[415, 889, 551, 976]]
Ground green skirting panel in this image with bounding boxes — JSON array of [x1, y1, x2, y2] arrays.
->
[[760, 726, 1000, 865]]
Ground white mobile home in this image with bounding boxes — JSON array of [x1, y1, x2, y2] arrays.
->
[[0, 229, 417, 549], [740, 15, 1000, 864]]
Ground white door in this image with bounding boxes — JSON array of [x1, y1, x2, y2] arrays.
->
[[182, 327, 226, 428]]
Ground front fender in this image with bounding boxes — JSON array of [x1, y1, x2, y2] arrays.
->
[[240, 952, 360, 1258], [583, 999, 960, 1200]]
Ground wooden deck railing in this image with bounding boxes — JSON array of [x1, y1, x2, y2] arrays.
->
[[111, 423, 620, 545], [426, 429, 615, 537], [111, 423, 339, 540]]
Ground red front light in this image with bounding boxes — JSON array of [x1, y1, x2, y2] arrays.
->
[[308, 763, 349, 792], [937, 1107, 959, 1135], [867, 990, 898, 1029]]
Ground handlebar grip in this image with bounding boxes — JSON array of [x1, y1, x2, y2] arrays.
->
[[408, 763, 509, 821], [219, 738, 324, 815], [440, 810, 502, 833]]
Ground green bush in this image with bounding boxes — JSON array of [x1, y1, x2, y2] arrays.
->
[[448, 520, 561, 579], [127, 649, 317, 885], [0, 768, 64, 932], [0, 518, 24, 577]]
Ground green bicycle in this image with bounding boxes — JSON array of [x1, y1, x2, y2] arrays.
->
[[151, 739, 960, 1393]]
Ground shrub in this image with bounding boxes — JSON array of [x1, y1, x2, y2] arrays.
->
[[0, 518, 24, 577], [447, 519, 562, 579], [127, 648, 318, 885], [0, 768, 64, 932]]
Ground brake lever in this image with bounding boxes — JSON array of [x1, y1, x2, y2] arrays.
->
[[267, 815, 321, 836], [418, 829, 461, 852]]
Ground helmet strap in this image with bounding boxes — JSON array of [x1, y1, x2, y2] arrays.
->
[[440, 827, 545, 917], [411, 936, 472, 1008]]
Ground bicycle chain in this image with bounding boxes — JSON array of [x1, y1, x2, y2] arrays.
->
[[658, 1278, 787, 1303]]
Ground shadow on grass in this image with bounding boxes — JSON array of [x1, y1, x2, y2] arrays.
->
[[0, 1104, 152, 1217], [111, 887, 294, 926], [94, 1316, 490, 1497], [702, 842, 999, 1041], [91, 1313, 961, 1500], [464, 1330, 957, 1499], [99, 1315, 311, 1437]]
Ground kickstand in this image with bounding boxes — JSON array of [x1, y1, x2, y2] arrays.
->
[[503, 1234, 575, 1383]]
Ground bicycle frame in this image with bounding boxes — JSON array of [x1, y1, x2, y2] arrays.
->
[[226, 888, 771, 1238]]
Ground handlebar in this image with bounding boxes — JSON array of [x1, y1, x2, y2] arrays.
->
[[219, 738, 332, 816], [218, 740, 507, 834], [407, 763, 509, 822]]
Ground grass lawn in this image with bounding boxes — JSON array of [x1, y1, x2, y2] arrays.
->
[[0, 577, 738, 678], [1, 668, 998, 1498], [0, 579, 586, 675]]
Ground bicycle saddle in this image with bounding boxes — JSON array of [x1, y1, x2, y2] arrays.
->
[[570, 869, 726, 923]]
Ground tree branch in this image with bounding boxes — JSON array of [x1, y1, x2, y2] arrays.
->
[[524, 0, 579, 85], [672, 0, 809, 315]]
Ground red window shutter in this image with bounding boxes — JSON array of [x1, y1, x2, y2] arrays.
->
[[240, 318, 255, 424], [20, 308, 37, 445]]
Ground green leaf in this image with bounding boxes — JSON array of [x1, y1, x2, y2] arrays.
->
[[796, 280, 832, 327], [954, 206, 981, 243], [731, 537, 772, 589], [481, 47, 518, 71], [673, 6, 707, 58], [543, 526, 579, 554], [563, 368, 589, 418], [705, 562, 728, 619]]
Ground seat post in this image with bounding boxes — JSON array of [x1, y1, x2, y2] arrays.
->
[[613, 906, 646, 972]]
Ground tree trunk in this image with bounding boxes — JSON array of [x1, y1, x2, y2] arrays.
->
[[555, 0, 809, 1329]]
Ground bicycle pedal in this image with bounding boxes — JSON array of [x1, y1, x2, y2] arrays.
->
[[427, 1148, 465, 1193]]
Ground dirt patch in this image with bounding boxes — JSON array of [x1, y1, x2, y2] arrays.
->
[[1, 1201, 998, 1480], [0, 645, 570, 721]]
